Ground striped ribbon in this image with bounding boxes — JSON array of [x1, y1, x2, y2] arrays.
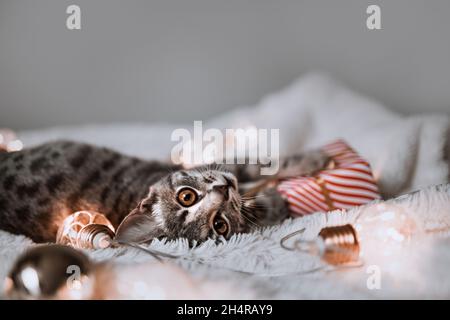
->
[[277, 140, 381, 216]]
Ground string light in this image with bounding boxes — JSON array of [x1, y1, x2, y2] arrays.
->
[[281, 203, 419, 269], [4, 244, 217, 299], [281, 224, 361, 266], [353, 203, 418, 261], [4, 245, 93, 299], [0, 128, 23, 152], [56, 211, 115, 249]]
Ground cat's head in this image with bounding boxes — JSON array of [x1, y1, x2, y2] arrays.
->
[[115, 168, 249, 245]]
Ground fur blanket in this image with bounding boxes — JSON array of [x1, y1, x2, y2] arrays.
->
[[2, 184, 450, 299], [1, 73, 450, 299]]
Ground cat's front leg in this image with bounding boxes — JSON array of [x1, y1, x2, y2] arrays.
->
[[276, 149, 332, 179], [233, 150, 332, 226], [241, 187, 290, 227], [222, 149, 331, 193]]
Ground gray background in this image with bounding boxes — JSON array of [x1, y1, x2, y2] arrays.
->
[[0, 0, 449, 130]]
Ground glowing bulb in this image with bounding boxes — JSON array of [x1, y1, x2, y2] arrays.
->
[[0, 128, 22, 152], [379, 211, 396, 221], [352, 203, 419, 269], [7, 139, 23, 152], [20, 267, 41, 297], [281, 224, 360, 266], [281, 203, 419, 269], [355, 204, 416, 246], [6, 245, 94, 300], [56, 211, 115, 249]]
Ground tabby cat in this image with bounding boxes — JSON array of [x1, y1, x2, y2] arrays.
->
[[0, 141, 329, 244]]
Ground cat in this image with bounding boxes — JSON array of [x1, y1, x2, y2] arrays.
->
[[0, 140, 330, 244]]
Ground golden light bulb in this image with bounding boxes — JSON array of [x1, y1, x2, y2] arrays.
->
[[56, 211, 115, 249], [352, 203, 420, 266], [281, 224, 361, 266], [0, 128, 23, 152], [355, 204, 416, 244], [4, 245, 94, 300], [7, 139, 23, 152], [281, 202, 420, 269], [20, 266, 41, 297]]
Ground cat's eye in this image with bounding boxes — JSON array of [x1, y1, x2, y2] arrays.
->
[[177, 188, 198, 207], [213, 216, 229, 237]]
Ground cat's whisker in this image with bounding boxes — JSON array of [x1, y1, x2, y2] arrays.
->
[[240, 196, 270, 204], [244, 203, 269, 211], [241, 194, 268, 200], [241, 209, 261, 223], [240, 213, 261, 229], [242, 217, 262, 231], [231, 201, 240, 213], [240, 206, 262, 222], [241, 200, 269, 211]]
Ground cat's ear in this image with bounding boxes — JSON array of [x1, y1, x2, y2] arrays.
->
[[114, 187, 164, 244]]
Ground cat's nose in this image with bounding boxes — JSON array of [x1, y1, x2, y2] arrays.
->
[[213, 184, 229, 200]]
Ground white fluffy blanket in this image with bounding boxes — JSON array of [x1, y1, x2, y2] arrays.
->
[[1, 73, 450, 299]]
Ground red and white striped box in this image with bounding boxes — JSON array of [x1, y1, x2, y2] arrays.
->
[[277, 140, 381, 216]]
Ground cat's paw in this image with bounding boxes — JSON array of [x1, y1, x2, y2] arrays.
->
[[277, 150, 332, 179]]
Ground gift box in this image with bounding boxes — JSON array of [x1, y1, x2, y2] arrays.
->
[[277, 140, 381, 216]]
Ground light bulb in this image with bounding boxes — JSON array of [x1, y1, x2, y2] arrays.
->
[[0, 128, 23, 152], [354, 203, 418, 260], [281, 203, 419, 268], [281, 224, 361, 266], [56, 211, 116, 249], [4, 245, 93, 300]]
